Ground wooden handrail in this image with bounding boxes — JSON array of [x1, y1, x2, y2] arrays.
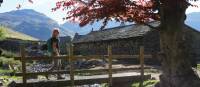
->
[[17, 44, 149, 87], [14, 55, 152, 60], [14, 55, 68, 60], [15, 67, 152, 76]]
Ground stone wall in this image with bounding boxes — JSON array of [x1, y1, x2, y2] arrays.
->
[[0, 39, 44, 56], [59, 36, 71, 55], [73, 28, 200, 66], [184, 28, 200, 65], [73, 30, 161, 55], [0, 39, 21, 52]]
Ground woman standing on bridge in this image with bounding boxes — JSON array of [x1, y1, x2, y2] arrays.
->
[[46, 28, 64, 80]]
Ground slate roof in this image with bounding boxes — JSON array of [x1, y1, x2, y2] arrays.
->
[[72, 21, 160, 43]]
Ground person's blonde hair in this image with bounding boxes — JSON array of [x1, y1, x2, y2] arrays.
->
[[52, 28, 60, 37]]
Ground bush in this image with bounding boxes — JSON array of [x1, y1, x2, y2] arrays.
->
[[0, 76, 22, 86], [1, 49, 17, 58], [0, 56, 21, 71], [0, 68, 13, 74], [197, 64, 200, 71]]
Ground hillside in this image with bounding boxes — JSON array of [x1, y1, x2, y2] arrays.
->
[[0, 9, 74, 40], [61, 21, 132, 35], [0, 26, 38, 41], [62, 12, 200, 35], [0, 9, 198, 39], [186, 12, 200, 30]]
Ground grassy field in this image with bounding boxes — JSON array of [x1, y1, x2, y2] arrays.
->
[[0, 57, 21, 86], [0, 26, 38, 41], [0, 75, 22, 86], [197, 64, 200, 71], [0, 68, 13, 74]]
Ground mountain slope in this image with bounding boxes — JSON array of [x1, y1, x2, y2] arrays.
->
[[1, 9, 198, 39], [62, 12, 200, 35], [61, 20, 132, 35], [0, 9, 74, 40], [0, 26, 38, 41], [185, 12, 200, 31]]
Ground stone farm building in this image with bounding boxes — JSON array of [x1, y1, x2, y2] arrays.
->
[[72, 22, 200, 63]]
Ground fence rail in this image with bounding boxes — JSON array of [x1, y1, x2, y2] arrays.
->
[[14, 55, 152, 60], [16, 44, 151, 87], [15, 67, 153, 76]]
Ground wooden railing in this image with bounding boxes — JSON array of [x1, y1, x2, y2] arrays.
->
[[15, 44, 152, 87]]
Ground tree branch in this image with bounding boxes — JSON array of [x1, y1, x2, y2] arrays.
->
[[74, 0, 87, 6], [0, 0, 3, 7]]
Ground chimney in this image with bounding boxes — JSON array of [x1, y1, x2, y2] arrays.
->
[[120, 22, 125, 26], [0, 0, 3, 6]]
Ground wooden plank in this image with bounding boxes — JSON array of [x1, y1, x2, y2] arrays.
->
[[108, 45, 112, 87], [75, 67, 149, 73], [14, 56, 68, 60], [69, 44, 74, 87], [75, 55, 106, 60], [75, 55, 152, 59], [139, 46, 144, 87], [15, 67, 153, 76], [20, 44, 27, 87], [14, 55, 152, 61], [14, 55, 104, 60], [112, 55, 152, 59], [20, 70, 69, 76], [14, 74, 151, 87]]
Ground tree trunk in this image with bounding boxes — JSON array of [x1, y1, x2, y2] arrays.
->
[[157, 1, 200, 87]]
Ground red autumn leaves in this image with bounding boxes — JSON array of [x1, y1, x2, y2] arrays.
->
[[52, 0, 160, 27]]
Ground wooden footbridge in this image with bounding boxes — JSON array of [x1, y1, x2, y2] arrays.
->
[[12, 45, 153, 87]]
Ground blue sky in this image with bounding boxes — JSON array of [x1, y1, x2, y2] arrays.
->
[[0, 0, 200, 24], [0, 0, 67, 24]]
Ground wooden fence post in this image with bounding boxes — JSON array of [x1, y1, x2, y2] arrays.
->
[[139, 46, 144, 87], [108, 45, 112, 87], [69, 44, 74, 87], [20, 44, 27, 87]]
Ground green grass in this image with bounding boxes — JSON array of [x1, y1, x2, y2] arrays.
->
[[1, 49, 18, 58], [197, 64, 200, 71], [0, 56, 21, 72], [101, 83, 108, 87], [0, 56, 21, 86], [132, 80, 159, 87], [0, 56, 20, 65], [0, 27, 6, 40], [0, 76, 22, 86], [0, 59, 21, 86], [0, 68, 13, 73], [0, 26, 38, 41]]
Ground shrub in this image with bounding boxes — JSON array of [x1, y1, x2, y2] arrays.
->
[[1, 49, 17, 58], [0, 56, 21, 71]]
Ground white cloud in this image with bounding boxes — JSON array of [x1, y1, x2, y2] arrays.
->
[[1, 0, 200, 24], [19, 0, 67, 24], [186, 1, 200, 14]]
